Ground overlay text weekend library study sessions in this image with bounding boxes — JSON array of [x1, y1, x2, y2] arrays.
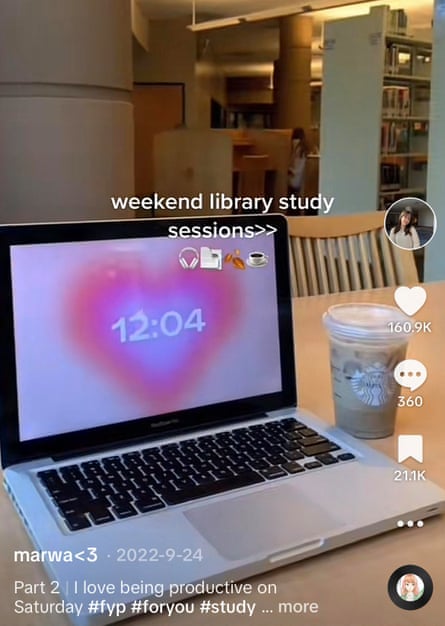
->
[[111, 193, 336, 214]]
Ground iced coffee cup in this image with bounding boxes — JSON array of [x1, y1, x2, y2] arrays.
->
[[323, 303, 412, 439]]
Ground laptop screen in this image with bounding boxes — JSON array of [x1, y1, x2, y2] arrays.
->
[[10, 231, 282, 442]]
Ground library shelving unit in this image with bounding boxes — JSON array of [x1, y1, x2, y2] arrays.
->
[[380, 33, 431, 209], [319, 5, 432, 215]]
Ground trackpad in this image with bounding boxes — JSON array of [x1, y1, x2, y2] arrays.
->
[[185, 484, 342, 561]]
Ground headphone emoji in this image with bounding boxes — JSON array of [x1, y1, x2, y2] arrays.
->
[[178, 247, 199, 269]]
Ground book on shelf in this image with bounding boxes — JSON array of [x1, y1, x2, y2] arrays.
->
[[380, 162, 401, 191], [385, 44, 397, 74], [413, 121, 429, 135], [381, 121, 409, 154], [382, 86, 410, 117], [384, 44, 411, 75], [385, 8, 408, 35]]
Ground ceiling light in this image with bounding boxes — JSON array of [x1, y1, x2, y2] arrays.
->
[[245, 0, 376, 23], [187, 0, 377, 32], [188, 16, 244, 32]]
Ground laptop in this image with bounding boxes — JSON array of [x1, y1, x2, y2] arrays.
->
[[1, 214, 444, 626]]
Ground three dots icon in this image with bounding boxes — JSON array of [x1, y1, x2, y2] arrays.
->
[[397, 520, 424, 528]]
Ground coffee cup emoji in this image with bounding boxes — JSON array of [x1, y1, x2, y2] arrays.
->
[[247, 251, 268, 268]]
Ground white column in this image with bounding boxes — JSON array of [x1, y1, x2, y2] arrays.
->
[[0, 0, 134, 223], [425, 0, 445, 281]]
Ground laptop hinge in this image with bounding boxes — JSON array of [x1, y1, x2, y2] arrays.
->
[[50, 411, 270, 462]]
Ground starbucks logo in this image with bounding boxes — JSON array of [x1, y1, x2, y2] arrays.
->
[[346, 362, 396, 407]]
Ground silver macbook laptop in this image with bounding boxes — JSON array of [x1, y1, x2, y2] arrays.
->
[[1, 215, 444, 626]]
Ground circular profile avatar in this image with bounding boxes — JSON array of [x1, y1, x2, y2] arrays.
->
[[397, 573, 424, 602], [385, 197, 437, 251], [388, 564, 433, 610]]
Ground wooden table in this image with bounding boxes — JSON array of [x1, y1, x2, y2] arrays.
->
[[2, 284, 444, 626]]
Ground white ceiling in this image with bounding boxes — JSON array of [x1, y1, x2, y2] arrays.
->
[[138, 0, 434, 76]]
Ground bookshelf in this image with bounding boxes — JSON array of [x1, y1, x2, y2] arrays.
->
[[380, 33, 431, 209], [319, 5, 432, 214]]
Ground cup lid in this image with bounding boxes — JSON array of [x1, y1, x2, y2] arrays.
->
[[323, 303, 412, 342]]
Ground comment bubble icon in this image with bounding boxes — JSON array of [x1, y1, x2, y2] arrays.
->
[[394, 360, 427, 392]]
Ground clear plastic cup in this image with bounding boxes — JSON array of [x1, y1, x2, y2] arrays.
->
[[323, 303, 412, 438]]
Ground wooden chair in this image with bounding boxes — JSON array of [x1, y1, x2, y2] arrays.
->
[[237, 154, 269, 198], [288, 212, 419, 297]]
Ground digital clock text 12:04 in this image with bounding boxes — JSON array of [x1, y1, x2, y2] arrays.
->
[[111, 309, 206, 343]]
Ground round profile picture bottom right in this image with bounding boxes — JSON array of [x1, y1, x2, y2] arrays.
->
[[388, 565, 433, 610]]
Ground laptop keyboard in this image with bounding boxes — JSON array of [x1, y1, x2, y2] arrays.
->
[[36, 417, 355, 532]]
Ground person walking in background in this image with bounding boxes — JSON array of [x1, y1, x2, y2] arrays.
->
[[288, 128, 308, 195], [389, 207, 420, 249], [287, 128, 312, 215]]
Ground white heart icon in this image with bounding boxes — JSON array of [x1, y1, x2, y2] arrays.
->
[[394, 286, 427, 316]]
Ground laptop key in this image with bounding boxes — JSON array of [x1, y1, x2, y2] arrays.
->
[[191, 473, 213, 485], [299, 428, 318, 437], [212, 469, 235, 480], [134, 497, 166, 513], [301, 442, 340, 456], [337, 453, 355, 461], [260, 466, 287, 480], [304, 461, 323, 469], [103, 459, 126, 473], [90, 484, 115, 497], [267, 455, 287, 465], [57, 501, 80, 517], [261, 445, 282, 456], [161, 471, 265, 505], [122, 451, 142, 461], [284, 441, 301, 451], [282, 419, 305, 428], [300, 435, 328, 446], [282, 462, 305, 474], [38, 472, 65, 493], [59, 465, 84, 481], [315, 454, 339, 465], [284, 450, 304, 461], [87, 505, 115, 525], [112, 503, 138, 519], [287, 424, 306, 432], [79, 478, 101, 491], [109, 493, 133, 506], [64, 514, 92, 531], [248, 449, 266, 460], [171, 478, 196, 490], [229, 463, 250, 474], [53, 492, 83, 506], [249, 460, 271, 470], [285, 430, 303, 440]]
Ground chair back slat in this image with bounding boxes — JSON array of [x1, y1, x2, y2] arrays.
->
[[326, 239, 340, 293], [288, 213, 418, 297], [346, 235, 362, 290], [358, 233, 373, 289], [369, 231, 385, 287], [378, 230, 397, 286], [336, 237, 351, 291], [291, 237, 309, 296], [393, 247, 419, 285], [303, 238, 318, 295], [314, 239, 330, 294]]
